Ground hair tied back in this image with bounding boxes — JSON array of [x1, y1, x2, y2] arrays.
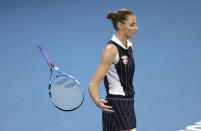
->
[[106, 12, 116, 19]]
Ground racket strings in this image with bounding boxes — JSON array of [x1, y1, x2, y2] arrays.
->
[[50, 76, 84, 110]]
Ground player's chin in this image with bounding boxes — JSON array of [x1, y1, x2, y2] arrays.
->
[[129, 34, 135, 38], [127, 33, 135, 38]]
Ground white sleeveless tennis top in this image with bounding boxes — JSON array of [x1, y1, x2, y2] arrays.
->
[[105, 35, 133, 96]]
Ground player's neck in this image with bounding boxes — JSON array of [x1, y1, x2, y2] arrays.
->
[[115, 32, 128, 48]]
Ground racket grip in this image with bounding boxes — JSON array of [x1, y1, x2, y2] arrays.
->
[[38, 44, 53, 66]]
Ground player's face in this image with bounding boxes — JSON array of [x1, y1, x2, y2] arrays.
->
[[122, 14, 138, 38]]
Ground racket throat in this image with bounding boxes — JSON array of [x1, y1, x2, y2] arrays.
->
[[49, 65, 60, 80]]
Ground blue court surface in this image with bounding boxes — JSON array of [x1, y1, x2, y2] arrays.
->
[[0, 0, 201, 131]]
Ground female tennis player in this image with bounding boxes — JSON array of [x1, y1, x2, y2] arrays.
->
[[88, 9, 138, 131]]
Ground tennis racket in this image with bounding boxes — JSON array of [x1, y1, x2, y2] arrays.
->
[[38, 43, 84, 111]]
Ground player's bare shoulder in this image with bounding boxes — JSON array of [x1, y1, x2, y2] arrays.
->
[[103, 44, 118, 57]]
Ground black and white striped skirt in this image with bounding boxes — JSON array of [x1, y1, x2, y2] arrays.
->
[[102, 96, 136, 131]]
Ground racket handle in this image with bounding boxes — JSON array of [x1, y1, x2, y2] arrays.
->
[[38, 43, 53, 66]]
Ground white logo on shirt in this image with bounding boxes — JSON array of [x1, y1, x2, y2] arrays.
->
[[121, 55, 128, 64]]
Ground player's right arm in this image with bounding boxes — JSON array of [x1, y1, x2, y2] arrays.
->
[[88, 44, 117, 112]]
